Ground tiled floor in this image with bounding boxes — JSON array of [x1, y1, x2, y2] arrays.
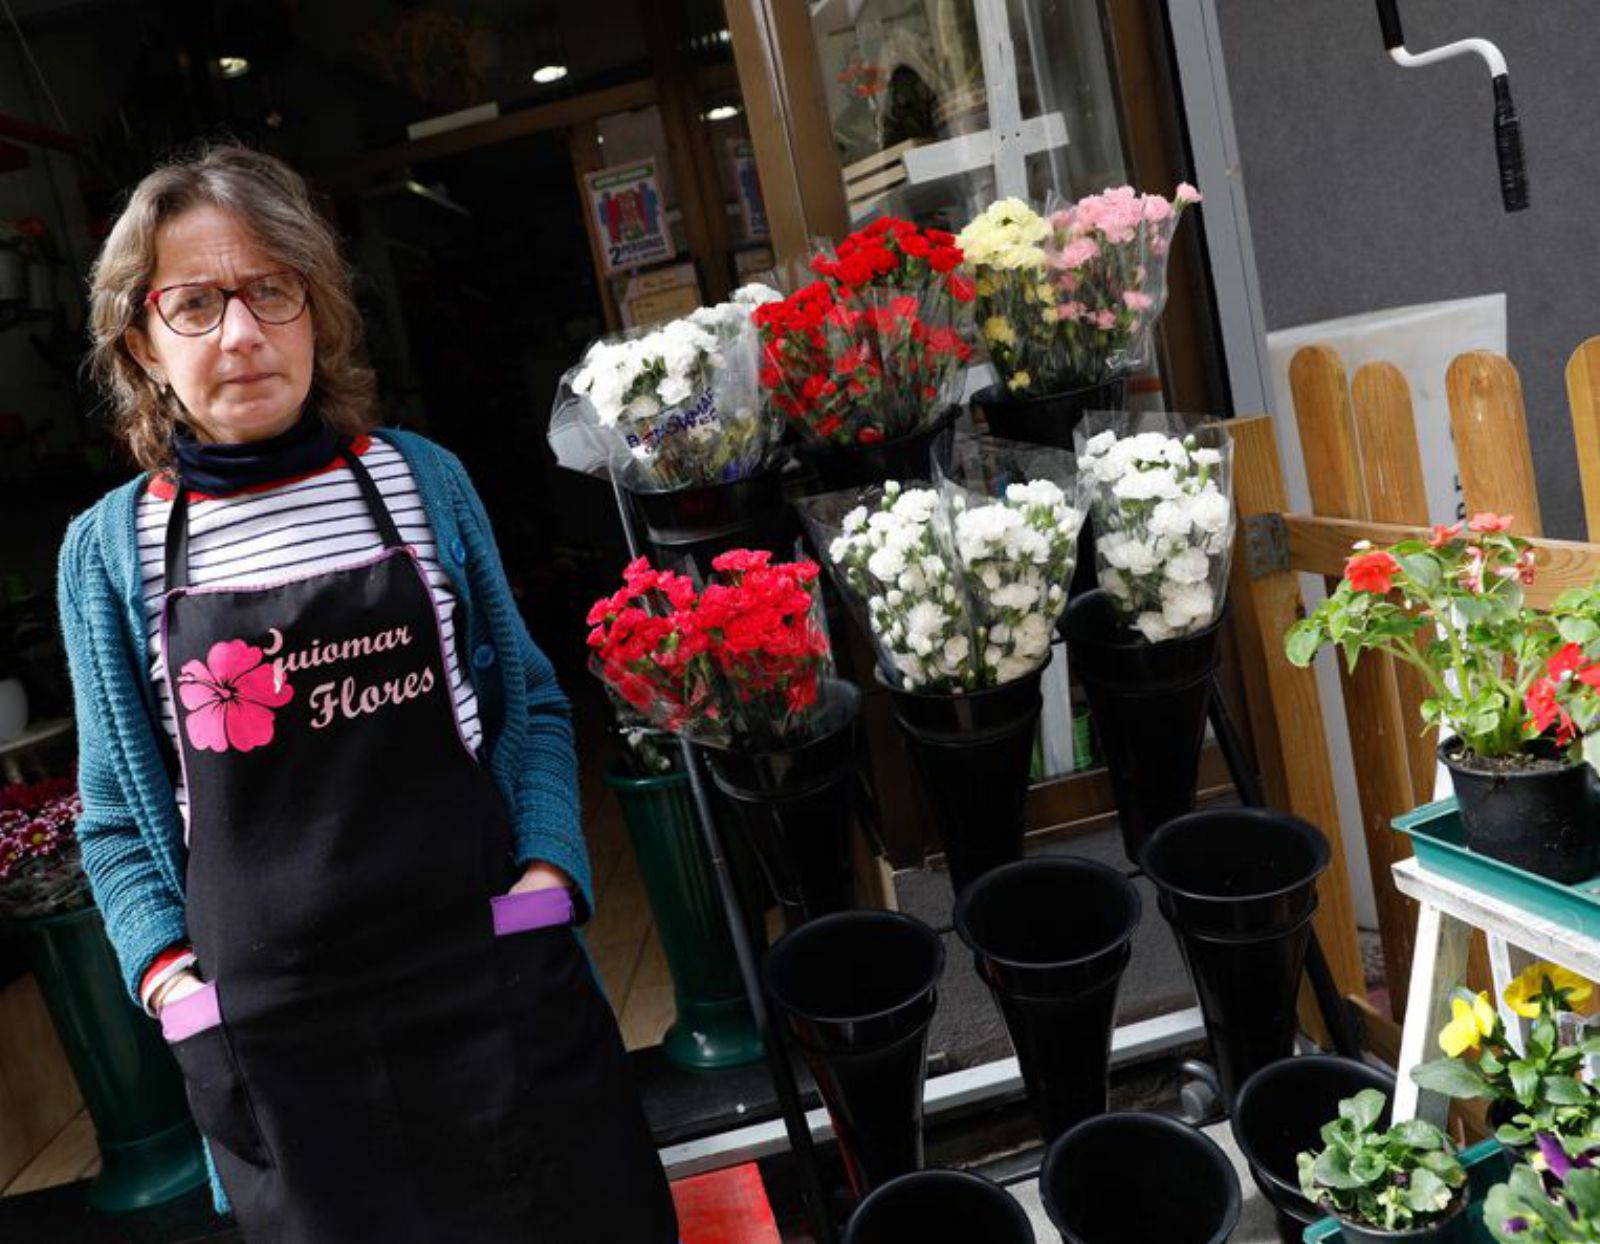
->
[[1, 728, 672, 1199]]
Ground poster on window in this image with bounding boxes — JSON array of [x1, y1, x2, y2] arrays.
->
[[729, 139, 768, 241], [585, 159, 673, 274]]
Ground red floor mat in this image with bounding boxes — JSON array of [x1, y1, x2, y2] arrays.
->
[[671, 1164, 782, 1244]]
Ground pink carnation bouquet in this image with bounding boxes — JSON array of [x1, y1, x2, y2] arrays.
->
[[1036, 183, 1201, 389]]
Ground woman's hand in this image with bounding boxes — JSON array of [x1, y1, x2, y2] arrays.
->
[[152, 969, 206, 1015], [508, 861, 572, 895]]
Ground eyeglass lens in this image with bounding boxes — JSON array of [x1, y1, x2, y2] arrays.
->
[[157, 272, 308, 335]]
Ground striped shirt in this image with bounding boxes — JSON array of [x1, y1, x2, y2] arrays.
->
[[136, 436, 483, 832]]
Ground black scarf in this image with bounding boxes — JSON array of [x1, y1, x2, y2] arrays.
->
[[171, 410, 340, 495]]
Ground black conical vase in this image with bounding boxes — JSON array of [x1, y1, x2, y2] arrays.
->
[[699, 680, 862, 931], [763, 910, 945, 1200], [800, 406, 960, 489], [1140, 807, 1332, 1103], [624, 466, 796, 576], [1232, 1055, 1396, 1243], [1041, 1112, 1241, 1244], [955, 858, 1140, 1141], [1061, 590, 1224, 862], [844, 1169, 1035, 1244], [971, 376, 1128, 451], [879, 660, 1047, 896]]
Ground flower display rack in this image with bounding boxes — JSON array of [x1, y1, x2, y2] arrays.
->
[[1227, 336, 1600, 1027]]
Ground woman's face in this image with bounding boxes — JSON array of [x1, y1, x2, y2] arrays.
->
[[127, 204, 316, 445]]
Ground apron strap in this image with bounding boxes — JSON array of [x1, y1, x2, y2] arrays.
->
[[163, 481, 192, 592], [339, 444, 405, 550]]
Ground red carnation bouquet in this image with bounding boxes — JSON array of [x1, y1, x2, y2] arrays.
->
[[0, 774, 91, 920], [755, 217, 977, 448], [586, 550, 834, 749]]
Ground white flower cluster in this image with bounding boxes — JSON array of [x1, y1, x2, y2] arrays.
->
[[1078, 428, 1234, 643], [572, 318, 721, 427], [825, 479, 1082, 691]]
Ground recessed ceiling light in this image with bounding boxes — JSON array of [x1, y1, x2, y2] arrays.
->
[[532, 64, 569, 85], [218, 56, 251, 79], [703, 104, 741, 122]]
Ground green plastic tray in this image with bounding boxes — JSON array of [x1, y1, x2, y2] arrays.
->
[[1303, 1139, 1510, 1242], [1393, 798, 1600, 939]]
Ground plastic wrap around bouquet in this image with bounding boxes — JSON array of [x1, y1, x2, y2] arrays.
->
[[550, 287, 795, 573], [962, 185, 1201, 451], [800, 438, 1086, 893], [585, 551, 861, 927], [755, 217, 977, 488], [1062, 411, 1237, 861]]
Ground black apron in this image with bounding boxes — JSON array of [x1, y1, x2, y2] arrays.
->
[[156, 448, 677, 1243]]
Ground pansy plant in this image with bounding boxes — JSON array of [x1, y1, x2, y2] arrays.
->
[[1297, 1088, 1467, 1232], [1485, 1140, 1600, 1242], [1411, 963, 1600, 1148]]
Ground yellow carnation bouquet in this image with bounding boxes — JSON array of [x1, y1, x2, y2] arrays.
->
[[956, 198, 1058, 397]]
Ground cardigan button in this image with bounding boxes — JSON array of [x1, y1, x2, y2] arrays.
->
[[449, 537, 469, 565], [472, 643, 496, 670]]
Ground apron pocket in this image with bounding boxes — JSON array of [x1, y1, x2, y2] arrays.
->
[[168, 1012, 274, 1169]]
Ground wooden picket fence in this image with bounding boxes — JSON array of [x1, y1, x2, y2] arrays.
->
[[1227, 337, 1600, 1034]]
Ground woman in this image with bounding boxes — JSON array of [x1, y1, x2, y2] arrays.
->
[[59, 145, 679, 1243]]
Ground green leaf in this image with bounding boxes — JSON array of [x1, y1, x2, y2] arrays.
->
[[1340, 1088, 1388, 1133], [1284, 619, 1324, 668], [1410, 1057, 1494, 1099], [1314, 1144, 1365, 1190], [1565, 1168, 1600, 1219], [1405, 1166, 1450, 1215], [1392, 1118, 1446, 1149], [1510, 1059, 1541, 1104], [1557, 616, 1600, 645], [1397, 553, 1442, 594], [1542, 1075, 1592, 1106]]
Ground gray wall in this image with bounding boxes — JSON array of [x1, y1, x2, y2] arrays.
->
[[1213, 0, 1596, 538]]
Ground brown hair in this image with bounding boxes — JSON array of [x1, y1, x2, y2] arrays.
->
[[86, 144, 377, 471]]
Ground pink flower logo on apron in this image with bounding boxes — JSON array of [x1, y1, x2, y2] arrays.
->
[[177, 639, 295, 753]]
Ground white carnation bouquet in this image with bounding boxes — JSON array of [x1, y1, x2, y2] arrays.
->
[[549, 284, 784, 491], [1074, 412, 1235, 644], [800, 437, 1085, 691]]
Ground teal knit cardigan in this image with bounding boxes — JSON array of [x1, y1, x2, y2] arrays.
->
[[56, 428, 591, 1003]]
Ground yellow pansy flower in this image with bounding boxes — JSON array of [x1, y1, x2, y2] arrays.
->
[[1503, 962, 1595, 1019], [1006, 370, 1033, 393], [1438, 991, 1497, 1057], [1041, 306, 1058, 324]]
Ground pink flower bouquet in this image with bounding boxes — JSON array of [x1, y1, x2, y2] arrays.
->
[[0, 776, 91, 920]]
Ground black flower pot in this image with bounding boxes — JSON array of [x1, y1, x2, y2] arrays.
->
[[844, 1169, 1035, 1244], [1231, 1055, 1396, 1243], [955, 858, 1140, 1141], [879, 660, 1047, 895], [1140, 808, 1331, 1103], [1333, 1196, 1467, 1244], [763, 910, 946, 1200], [801, 406, 960, 489], [700, 681, 863, 931], [971, 376, 1129, 451], [1061, 590, 1224, 862], [624, 466, 796, 576], [1439, 738, 1598, 884], [1041, 1111, 1241, 1244]]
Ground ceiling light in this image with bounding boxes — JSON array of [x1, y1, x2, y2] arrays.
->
[[218, 56, 251, 79], [703, 104, 741, 122], [532, 64, 568, 85]]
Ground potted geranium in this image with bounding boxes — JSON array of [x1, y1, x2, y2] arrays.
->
[[963, 184, 1201, 450], [1409, 962, 1600, 1151], [551, 285, 792, 574], [0, 775, 206, 1210], [1298, 1089, 1469, 1242], [1061, 412, 1236, 859], [755, 217, 976, 487], [586, 550, 857, 928], [1285, 516, 1600, 883], [800, 434, 1085, 894]]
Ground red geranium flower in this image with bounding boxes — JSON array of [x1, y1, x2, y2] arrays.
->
[[1427, 522, 1463, 548], [1468, 512, 1514, 534], [1525, 676, 1576, 746], [1344, 550, 1400, 595]]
